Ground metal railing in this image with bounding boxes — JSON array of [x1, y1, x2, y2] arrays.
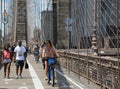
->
[[58, 51, 120, 89]]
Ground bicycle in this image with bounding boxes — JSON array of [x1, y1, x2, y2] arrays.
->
[[47, 57, 57, 87]]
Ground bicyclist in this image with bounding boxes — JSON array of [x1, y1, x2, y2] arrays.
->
[[43, 40, 59, 80]]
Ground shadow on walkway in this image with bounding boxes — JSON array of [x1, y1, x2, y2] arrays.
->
[[55, 64, 72, 89], [0, 62, 3, 70]]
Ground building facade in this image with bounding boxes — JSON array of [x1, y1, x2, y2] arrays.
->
[[56, 0, 70, 48], [40, 0, 70, 48], [41, 11, 53, 43]]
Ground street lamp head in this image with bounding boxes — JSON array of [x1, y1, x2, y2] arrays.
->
[[3, 10, 7, 16]]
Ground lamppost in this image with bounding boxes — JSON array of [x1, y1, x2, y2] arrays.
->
[[1, 0, 3, 49], [91, 0, 98, 55], [2, 9, 8, 45]]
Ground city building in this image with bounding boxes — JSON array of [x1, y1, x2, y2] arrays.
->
[[40, 0, 70, 48], [56, 0, 70, 48], [41, 11, 53, 43]]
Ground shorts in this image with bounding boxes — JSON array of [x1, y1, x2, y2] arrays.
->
[[42, 58, 45, 64], [48, 58, 57, 65], [15, 60, 24, 68], [3, 59, 11, 63], [44, 57, 48, 61]]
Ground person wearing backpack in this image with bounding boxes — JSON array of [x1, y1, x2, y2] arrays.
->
[[34, 46, 39, 63], [2, 43, 12, 79]]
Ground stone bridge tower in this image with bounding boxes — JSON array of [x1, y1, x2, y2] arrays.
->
[[13, 0, 28, 46]]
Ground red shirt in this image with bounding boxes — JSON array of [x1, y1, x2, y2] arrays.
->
[[3, 50, 11, 59]]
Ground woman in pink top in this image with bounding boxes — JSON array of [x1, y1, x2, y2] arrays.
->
[[43, 40, 59, 80], [2, 43, 11, 79]]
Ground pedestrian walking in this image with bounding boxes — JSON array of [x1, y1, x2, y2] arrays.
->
[[39, 41, 46, 69], [14, 40, 26, 79], [33, 43, 40, 63], [2, 43, 12, 79], [34, 46, 39, 63], [11, 44, 16, 62]]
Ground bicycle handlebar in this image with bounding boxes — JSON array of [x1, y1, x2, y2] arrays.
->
[[44, 56, 59, 59]]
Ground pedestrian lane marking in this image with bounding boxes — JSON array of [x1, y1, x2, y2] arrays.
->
[[60, 83, 74, 88], [22, 83, 26, 85], [55, 69, 88, 89], [28, 61, 44, 89], [19, 86, 28, 89], [4, 78, 13, 81], [5, 82, 8, 84]]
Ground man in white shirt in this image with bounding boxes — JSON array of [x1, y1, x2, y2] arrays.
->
[[14, 40, 26, 79]]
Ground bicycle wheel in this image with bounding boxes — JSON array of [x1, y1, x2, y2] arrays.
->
[[51, 68, 55, 87]]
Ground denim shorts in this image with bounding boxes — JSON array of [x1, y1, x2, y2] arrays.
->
[[48, 58, 57, 65], [3, 59, 11, 63]]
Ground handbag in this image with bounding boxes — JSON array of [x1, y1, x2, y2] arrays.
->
[[25, 62, 29, 69]]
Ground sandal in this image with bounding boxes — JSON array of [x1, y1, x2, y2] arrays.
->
[[44, 77, 48, 80]]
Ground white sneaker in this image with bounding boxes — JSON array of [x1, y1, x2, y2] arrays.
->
[[15, 75, 19, 79], [19, 75, 22, 79]]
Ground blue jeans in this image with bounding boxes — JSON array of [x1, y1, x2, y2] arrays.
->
[[35, 55, 39, 62]]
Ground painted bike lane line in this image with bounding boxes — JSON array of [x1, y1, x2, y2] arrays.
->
[[55, 69, 87, 89], [28, 61, 44, 89]]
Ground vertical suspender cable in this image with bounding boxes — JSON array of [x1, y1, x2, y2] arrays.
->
[[75, 0, 80, 78], [85, 0, 90, 84], [116, 0, 120, 89], [5, 0, 7, 42], [41, 0, 43, 40], [35, 1, 36, 28], [46, 0, 48, 40], [4, 0, 5, 44], [6, 0, 7, 43], [98, 0, 102, 89], [1, 0, 2, 41], [4, 0, 5, 10], [5, 0, 7, 10]]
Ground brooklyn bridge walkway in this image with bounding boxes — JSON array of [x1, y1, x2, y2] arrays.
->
[[0, 54, 101, 89]]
